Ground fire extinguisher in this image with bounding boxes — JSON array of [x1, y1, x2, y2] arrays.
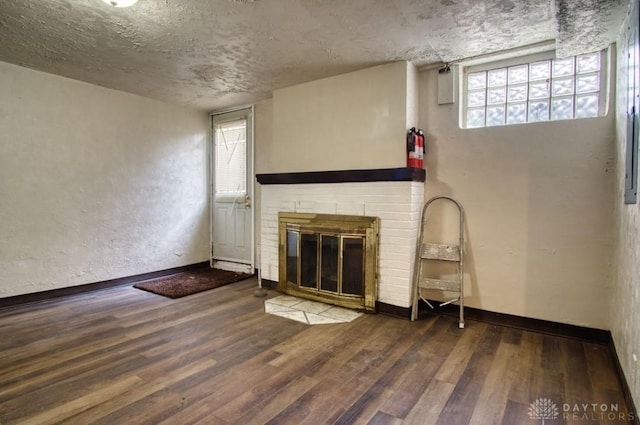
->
[[417, 129, 425, 168], [407, 127, 425, 168], [407, 127, 418, 168]]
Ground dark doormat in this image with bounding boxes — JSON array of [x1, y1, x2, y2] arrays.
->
[[133, 268, 253, 299]]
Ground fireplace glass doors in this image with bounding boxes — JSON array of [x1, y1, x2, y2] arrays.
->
[[279, 213, 379, 312]]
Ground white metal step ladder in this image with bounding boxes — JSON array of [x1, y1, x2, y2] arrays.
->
[[411, 196, 465, 328]]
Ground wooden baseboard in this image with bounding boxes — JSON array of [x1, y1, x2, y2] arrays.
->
[[261, 279, 278, 290], [376, 302, 411, 319], [385, 300, 610, 345], [420, 299, 610, 344], [0, 261, 211, 309], [609, 339, 639, 424]]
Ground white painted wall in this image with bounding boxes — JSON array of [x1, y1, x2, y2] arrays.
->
[[612, 19, 640, 408], [419, 67, 615, 329], [269, 61, 416, 173], [0, 61, 210, 298], [254, 98, 274, 265]]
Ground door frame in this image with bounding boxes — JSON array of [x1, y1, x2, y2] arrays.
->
[[209, 105, 255, 272]]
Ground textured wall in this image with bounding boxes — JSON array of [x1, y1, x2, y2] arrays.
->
[[0, 61, 210, 298], [611, 12, 640, 409], [419, 66, 615, 329]]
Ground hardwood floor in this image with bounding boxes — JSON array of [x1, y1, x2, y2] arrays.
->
[[0, 278, 633, 425]]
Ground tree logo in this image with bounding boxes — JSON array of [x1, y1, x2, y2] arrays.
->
[[528, 398, 559, 424]]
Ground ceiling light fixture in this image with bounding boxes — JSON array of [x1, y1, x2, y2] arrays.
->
[[101, 0, 138, 7]]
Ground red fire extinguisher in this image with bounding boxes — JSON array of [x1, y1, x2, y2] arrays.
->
[[407, 127, 425, 168], [417, 129, 425, 168], [407, 127, 418, 168]]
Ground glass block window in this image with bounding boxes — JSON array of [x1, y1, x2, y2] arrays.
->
[[464, 51, 605, 128]]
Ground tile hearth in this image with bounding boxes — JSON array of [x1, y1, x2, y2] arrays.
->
[[264, 295, 362, 325]]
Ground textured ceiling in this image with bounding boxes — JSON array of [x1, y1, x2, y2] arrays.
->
[[0, 0, 631, 111]]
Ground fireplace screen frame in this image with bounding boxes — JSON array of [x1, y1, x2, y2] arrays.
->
[[278, 212, 379, 312]]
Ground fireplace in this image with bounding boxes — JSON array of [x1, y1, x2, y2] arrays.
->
[[278, 213, 379, 312], [257, 167, 425, 315]]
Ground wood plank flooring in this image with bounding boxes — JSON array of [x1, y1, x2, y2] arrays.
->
[[0, 278, 633, 425]]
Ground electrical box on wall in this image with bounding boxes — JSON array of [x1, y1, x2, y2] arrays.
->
[[437, 65, 456, 105]]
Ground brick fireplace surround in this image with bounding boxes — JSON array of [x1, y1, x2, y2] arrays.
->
[[257, 167, 425, 317]]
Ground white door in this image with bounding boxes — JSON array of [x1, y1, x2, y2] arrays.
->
[[210, 107, 253, 273]]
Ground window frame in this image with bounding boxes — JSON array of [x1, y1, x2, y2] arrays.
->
[[212, 114, 249, 203], [460, 49, 609, 129]]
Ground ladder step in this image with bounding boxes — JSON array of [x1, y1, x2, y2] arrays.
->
[[420, 243, 460, 261], [418, 277, 461, 292]]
